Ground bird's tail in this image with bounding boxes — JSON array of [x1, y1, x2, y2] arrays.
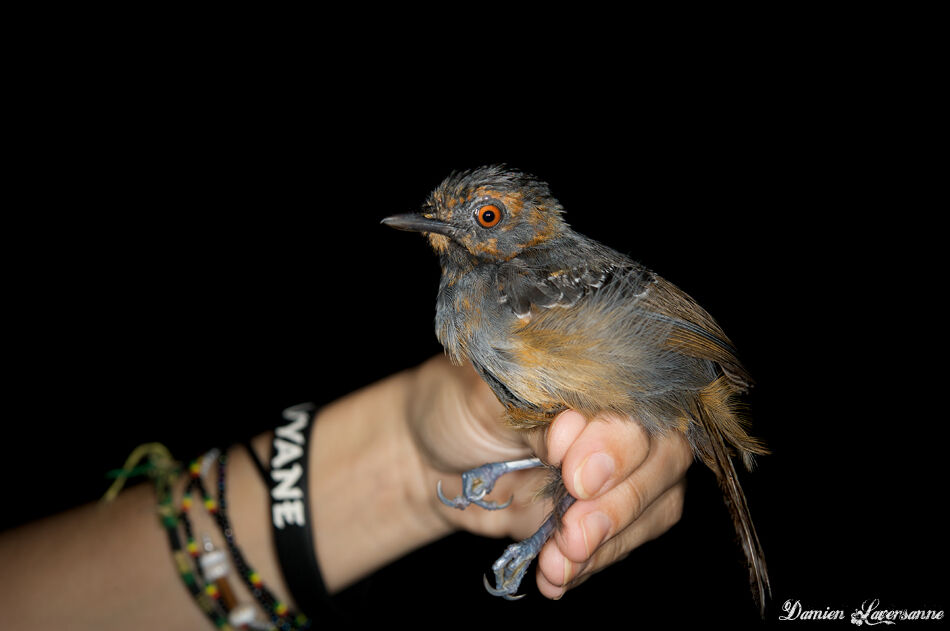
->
[[690, 381, 771, 618]]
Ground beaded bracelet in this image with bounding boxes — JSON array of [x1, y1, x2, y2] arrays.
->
[[158, 498, 234, 629], [105, 444, 311, 630], [193, 452, 311, 630]]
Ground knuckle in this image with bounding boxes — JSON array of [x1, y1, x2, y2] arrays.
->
[[596, 538, 626, 567], [665, 498, 684, 529], [661, 483, 687, 529], [619, 476, 647, 518]]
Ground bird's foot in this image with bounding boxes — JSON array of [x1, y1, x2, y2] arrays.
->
[[483, 493, 576, 600], [437, 457, 543, 511], [483, 538, 541, 600]]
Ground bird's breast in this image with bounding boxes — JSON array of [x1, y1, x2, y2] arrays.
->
[[435, 267, 512, 366], [435, 263, 719, 434]]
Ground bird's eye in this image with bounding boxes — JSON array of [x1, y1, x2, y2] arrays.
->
[[476, 204, 502, 228]]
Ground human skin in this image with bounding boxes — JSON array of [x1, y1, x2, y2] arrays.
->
[[0, 355, 690, 629]]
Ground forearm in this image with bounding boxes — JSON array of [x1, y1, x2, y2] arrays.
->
[[0, 477, 213, 630], [0, 363, 454, 629]]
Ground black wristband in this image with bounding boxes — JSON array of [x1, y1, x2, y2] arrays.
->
[[266, 403, 330, 619]]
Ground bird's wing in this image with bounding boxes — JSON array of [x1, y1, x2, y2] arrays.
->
[[639, 276, 753, 391], [495, 251, 622, 319], [497, 246, 752, 391]]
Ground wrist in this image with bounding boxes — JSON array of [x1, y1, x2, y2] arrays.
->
[[308, 366, 451, 592]]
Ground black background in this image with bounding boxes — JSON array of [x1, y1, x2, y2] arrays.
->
[[4, 36, 944, 628]]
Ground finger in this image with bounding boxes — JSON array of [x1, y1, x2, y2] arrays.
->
[[536, 479, 686, 596], [560, 412, 652, 502], [555, 430, 692, 563], [536, 532, 588, 599], [543, 409, 587, 465], [566, 479, 687, 589]]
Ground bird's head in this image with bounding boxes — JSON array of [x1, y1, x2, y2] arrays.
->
[[383, 165, 568, 263]]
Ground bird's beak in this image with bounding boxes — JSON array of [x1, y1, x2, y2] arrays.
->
[[381, 213, 458, 238]]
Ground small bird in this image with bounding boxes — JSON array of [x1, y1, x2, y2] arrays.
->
[[383, 165, 770, 614]]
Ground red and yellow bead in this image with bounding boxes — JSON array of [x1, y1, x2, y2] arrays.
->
[[249, 571, 263, 588]]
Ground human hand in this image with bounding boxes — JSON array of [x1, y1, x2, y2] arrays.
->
[[407, 355, 692, 599]]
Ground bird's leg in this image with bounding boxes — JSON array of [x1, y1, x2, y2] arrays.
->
[[437, 457, 543, 511], [484, 493, 577, 600]]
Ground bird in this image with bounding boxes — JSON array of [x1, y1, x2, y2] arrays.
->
[[382, 164, 770, 615]]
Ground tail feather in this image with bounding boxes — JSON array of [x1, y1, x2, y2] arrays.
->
[[693, 401, 771, 618]]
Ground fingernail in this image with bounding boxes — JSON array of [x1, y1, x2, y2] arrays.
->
[[582, 511, 611, 557], [562, 556, 574, 585], [574, 452, 614, 499]]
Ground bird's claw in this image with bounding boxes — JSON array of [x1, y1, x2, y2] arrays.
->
[[481, 492, 572, 600], [436, 480, 471, 509], [482, 540, 537, 600], [436, 462, 516, 511], [483, 574, 526, 601], [435, 458, 550, 599]]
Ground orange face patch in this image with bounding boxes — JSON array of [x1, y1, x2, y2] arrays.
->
[[501, 191, 525, 216], [427, 232, 450, 253], [469, 237, 499, 256], [471, 188, 524, 216]]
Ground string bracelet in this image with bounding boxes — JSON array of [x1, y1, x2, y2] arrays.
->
[[104, 443, 311, 630]]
